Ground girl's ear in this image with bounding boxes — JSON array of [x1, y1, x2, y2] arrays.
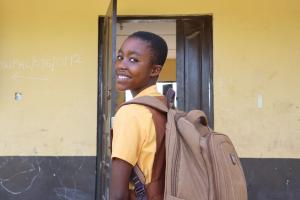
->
[[150, 65, 162, 77]]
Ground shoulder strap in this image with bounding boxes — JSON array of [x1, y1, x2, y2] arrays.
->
[[123, 95, 169, 199], [122, 96, 169, 113], [131, 167, 148, 200]]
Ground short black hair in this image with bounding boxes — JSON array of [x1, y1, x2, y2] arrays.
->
[[128, 31, 168, 66]]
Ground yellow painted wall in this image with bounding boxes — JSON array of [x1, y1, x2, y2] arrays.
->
[[1, 0, 299, 158], [115, 0, 300, 158], [0, 0, 107, 156]]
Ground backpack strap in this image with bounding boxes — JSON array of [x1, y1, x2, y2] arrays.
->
[[121, 96, 169, 113], [122, 95, 169, 199], [131, 166, 148, 200]]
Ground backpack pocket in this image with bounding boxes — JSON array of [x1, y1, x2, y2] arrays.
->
[[208, 133, 248, 200]]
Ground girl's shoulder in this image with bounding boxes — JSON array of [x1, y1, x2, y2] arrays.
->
[[115, 103, 153, 119]]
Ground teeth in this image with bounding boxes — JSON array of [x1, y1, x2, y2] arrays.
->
[[118, 75, 130, 80]]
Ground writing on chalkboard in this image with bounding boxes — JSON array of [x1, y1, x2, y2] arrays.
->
[[0, 54, 83, 72], [0, 160, 40, 195]]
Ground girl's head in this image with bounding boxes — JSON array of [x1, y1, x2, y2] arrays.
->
[[128, 31, 168, 66], [115, 31, 168, 96]]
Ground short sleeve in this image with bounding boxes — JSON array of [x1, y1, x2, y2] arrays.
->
[[111, 105, 147, 166]]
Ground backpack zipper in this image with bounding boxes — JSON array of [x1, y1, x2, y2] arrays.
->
[[207, 132, 221, 200], [171, 131, 180, 196]]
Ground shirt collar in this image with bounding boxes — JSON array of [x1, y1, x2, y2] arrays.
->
[[135, 85, 161, 98]]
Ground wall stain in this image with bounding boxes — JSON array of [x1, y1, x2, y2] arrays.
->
[[268, 71, 278, 80]]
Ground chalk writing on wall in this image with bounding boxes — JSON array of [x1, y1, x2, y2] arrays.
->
[[0, 157, 96, 199], [0, 54, 83, 72], [0, 158, 40, 195]]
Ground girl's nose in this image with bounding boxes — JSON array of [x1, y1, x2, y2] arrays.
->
[[116, 60, 127, 70]]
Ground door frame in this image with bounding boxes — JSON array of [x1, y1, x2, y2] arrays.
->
[[96, 14, 213, 199]]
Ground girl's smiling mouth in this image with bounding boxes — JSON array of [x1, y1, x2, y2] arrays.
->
[[117, 74, 131, 81]]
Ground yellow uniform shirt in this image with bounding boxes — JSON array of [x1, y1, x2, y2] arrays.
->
[[112, 85, 162, 184]]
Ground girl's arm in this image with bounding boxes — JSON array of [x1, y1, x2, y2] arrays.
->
[[110, 158, 133, 200]]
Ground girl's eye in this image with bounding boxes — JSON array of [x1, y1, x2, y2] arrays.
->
[[129, 58, 138, 63], [116, 55, 123, 60]]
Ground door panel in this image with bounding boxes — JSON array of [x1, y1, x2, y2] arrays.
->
[[96, 0, 117, 199], [176, 17, 214, 128]]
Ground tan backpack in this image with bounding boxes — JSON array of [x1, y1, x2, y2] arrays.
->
[[126, 92, 248, 200]]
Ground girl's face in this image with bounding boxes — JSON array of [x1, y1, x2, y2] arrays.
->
[[115, 37, 158, 96]]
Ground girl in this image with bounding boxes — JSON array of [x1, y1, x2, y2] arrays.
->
[[110, 31, 168, 200]]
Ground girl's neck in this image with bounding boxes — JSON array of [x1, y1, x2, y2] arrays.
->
[[131, 82, 156, 97]]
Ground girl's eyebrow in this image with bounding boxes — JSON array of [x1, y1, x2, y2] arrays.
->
[[126, 51, 141, 57], [118, 48, 142, 56]]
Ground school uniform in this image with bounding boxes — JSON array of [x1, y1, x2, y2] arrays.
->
[[112, 85, 167, 199]]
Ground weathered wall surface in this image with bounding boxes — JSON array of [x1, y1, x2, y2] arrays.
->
[[1, 0, 299, 199]]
